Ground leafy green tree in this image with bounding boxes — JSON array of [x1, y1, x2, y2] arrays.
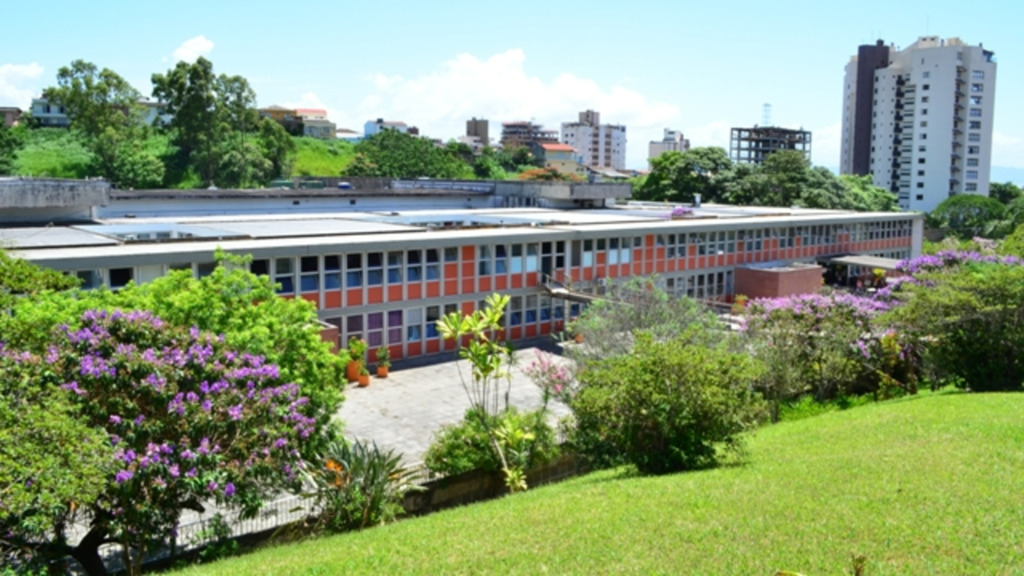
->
[[151, 57, 219, 173], [44, 60, 164, 188], [886, 260, 1024, 391], [928, 194, 1007, 239], [839, 174, 900, 212], [572, 330, 765, 474], [258, 116, 296, 179], [635, 147, 733, 203], [0, 123, 25, 175], [989, 181, 1022, 205], [0, 248, 79, 311], [0, 353, 111, 572], [343, 129, 471, 179]]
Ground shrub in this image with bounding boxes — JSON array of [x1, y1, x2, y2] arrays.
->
[[571, 331, 766, 474], [306, 439, 419, 532], [424, 408, 559, 479]]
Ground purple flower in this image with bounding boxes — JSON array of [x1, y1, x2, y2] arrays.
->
[[223, 483, 236, 497], [115, 469, 133, 484], [207, 480, 218, 492], [186, 468, 197, 478], [169, 464, 180, 478], [228, 404, 243, 420], [109, 415, 122, 425]]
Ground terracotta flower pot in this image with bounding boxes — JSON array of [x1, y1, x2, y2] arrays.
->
[[357, 373, 371, 387], [574, 333, 584, 344], [346, 361, 362, 383], [377, 365, 389, 378]]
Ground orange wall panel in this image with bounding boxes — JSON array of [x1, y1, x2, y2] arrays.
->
[[367, 286, 384, 304], [387, 285, 403, 302], [426, 282, 440, 298], [324, 291, 341, 309], [346, 289, 362, 307], [408, 283, 422, 300]]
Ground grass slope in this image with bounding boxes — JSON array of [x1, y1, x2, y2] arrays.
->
[[290, 137, 354, 177], [180, 393, 1024, 575], [13, 128, 94, 178]]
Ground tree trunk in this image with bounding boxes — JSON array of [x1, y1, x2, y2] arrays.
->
[[70, 525, 109, 576]]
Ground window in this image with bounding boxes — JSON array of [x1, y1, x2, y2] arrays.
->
[[250, 259, 269, 276], [921, 96, 929, 103], [387, 252, 403, 284], [916, 194, 924, 201], [526, 244, 539, 273], [970, 95, 982, 105], [967, 158, 978, 167], [426, 306, 441, 339], [919, 145, 926, 152], [525, 295, 538, 324], [920, 133, 927, 140], [367, 312, 384, 347], [387, 310, 402, 344], [425, 249, 440, 280], [969, 121, 981, 130], [916, 182, 924, 188], [494, 244, 508, 274], [346, 254, 363, 287], [970, 108, 982, 117], [346, 315, 363, 342], [582, 240, 594, 267], [367, 252, 383, 286], [921, 108, 928, 115], [968, 133, 980, 142], [922, 84, 930, 90], [919, 121, 928, 128], [971, 83, 983, 93], [917, 170, 925, 176], [274, 258, 294, 294], [407, 308, 422, 341], [918, 158, 926, 164], [324, 256, 341, 289], [407, 250, 422, 282], [972, 70, 984, 80], [966, 170, 978, 180], [444, 247, 458, 262], [965, 183, 978, 192], [75, 270, 102, 289], [968, 146, 980, 154], [509, 296, 522, 326], [478, 245, 491, 275], [510, 244, 524, 274], [300, 256, 319, 292], [922, 71, 930, 79]]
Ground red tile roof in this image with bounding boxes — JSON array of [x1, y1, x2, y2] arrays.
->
[[540, 143, 575, 152]]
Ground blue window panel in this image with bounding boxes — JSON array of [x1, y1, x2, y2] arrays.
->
[[368, 270, 383, 286], [325, 273, 342, 290], [301, 275, 319, 292], [346, 271, 363, 288]]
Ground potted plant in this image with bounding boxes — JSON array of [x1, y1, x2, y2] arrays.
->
[[347, 337, 367, 383], [375, 345, 391, 378], [357, 365, 371, 387]]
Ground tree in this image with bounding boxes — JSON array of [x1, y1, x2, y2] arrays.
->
[[258, 116, 296, 179], [571, 330, 765, 474], [0, 123, 25, 175], [928, 194, 1007, 239], [635, 147, 733, 203], [517, 166, 581, 181], [839, 174, 900, 212], [44, 60, 163, 187], [990, 181, 1022, 206], [1, 309, 313, 575], [0, 252, 345, 461], [0, 248, 79, 311], [886, 260, 1024, 391], [343, 129, 471, 179]]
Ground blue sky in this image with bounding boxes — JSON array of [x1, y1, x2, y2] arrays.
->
[[1, 0, 1021, 181]]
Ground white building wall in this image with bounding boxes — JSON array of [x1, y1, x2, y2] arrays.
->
[[840, 60, 858, 175]]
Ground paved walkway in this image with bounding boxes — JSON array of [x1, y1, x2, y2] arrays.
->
[[337, 337, 573, 464]]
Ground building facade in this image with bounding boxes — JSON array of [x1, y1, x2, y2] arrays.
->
[[500, 121, 558, 150], [729, 126, 812, 166], [840, 36, 997, 212], [3, 178, 922, 366], [364, 119, 410, 138], [466, 117, 489, 146], [533, 143, 586, 178], [560, 110, 627, 170], [1, 106, 22, 127], [648, 129, 690, 167]]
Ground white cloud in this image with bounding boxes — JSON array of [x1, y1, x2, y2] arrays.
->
[[172, 35, 214, 63], [354, 49, 680, 169], [992, 132, 1024, 169], [0, 62, 44, 108], [685, 120, 733, 151]]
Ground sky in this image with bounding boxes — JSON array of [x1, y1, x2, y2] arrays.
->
[[1, 0, 1021, 182]]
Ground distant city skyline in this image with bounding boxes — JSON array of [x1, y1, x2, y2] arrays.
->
[[0, 0, 1021, 182]]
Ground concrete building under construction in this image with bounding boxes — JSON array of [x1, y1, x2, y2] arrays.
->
[[729, 126, 812, 166]]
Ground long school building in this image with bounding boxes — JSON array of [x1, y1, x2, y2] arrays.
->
[[4, 181, 923, 363]]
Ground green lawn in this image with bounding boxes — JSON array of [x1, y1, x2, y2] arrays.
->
[[290, 137, 354, 177], [179, 393, 1024, 575]]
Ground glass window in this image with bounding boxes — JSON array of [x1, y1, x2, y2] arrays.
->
[[367, 252, 383, 286], [444, 247, 458, 262], [250, 259, 269, 276], [324, 255, 341, 290], [346, 254, 363, 288], [387, 251, 403, 284], [75, 270, 102, 289], [387, 310, 403, 344], [510, 244, 524, 274], [425, 249, 440, 280], [426, 305, 441, 339], [300, 256, 319, 292], [274, 258, 294, 294], [494, 244, 508, 274], [478, 245, 491, 275], [509, 296, 522, 326], [346, 315, 363, 340], [525, 295, 538, 324], [526, 244, 539, 273]]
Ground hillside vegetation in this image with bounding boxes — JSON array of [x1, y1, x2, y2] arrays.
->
[[179, 392, 1024, 575], [291, 137, 355, 177]]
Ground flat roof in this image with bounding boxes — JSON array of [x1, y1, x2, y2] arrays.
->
[[827, 255, 904, 270]]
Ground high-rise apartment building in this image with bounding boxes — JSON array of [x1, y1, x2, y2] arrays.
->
[[466, 117, 489, 145], [729, 126, 811, 166], [648, 129, 690, 167], [840, 37, 997, 212], [561, 110, 627, 170]]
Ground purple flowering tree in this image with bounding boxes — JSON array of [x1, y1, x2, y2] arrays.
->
[[16, 309, 312, 576], [741, 292, 912, 416]]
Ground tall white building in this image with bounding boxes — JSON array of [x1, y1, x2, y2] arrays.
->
[[648, 129, 690, 167], [561, 110, 627, 170], [840, 37, 997, 212]]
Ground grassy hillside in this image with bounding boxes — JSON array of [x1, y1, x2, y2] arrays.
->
[[290, 137, 355, 177], [180, 392, 1024, 575], [13, 128, 94, 178]]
